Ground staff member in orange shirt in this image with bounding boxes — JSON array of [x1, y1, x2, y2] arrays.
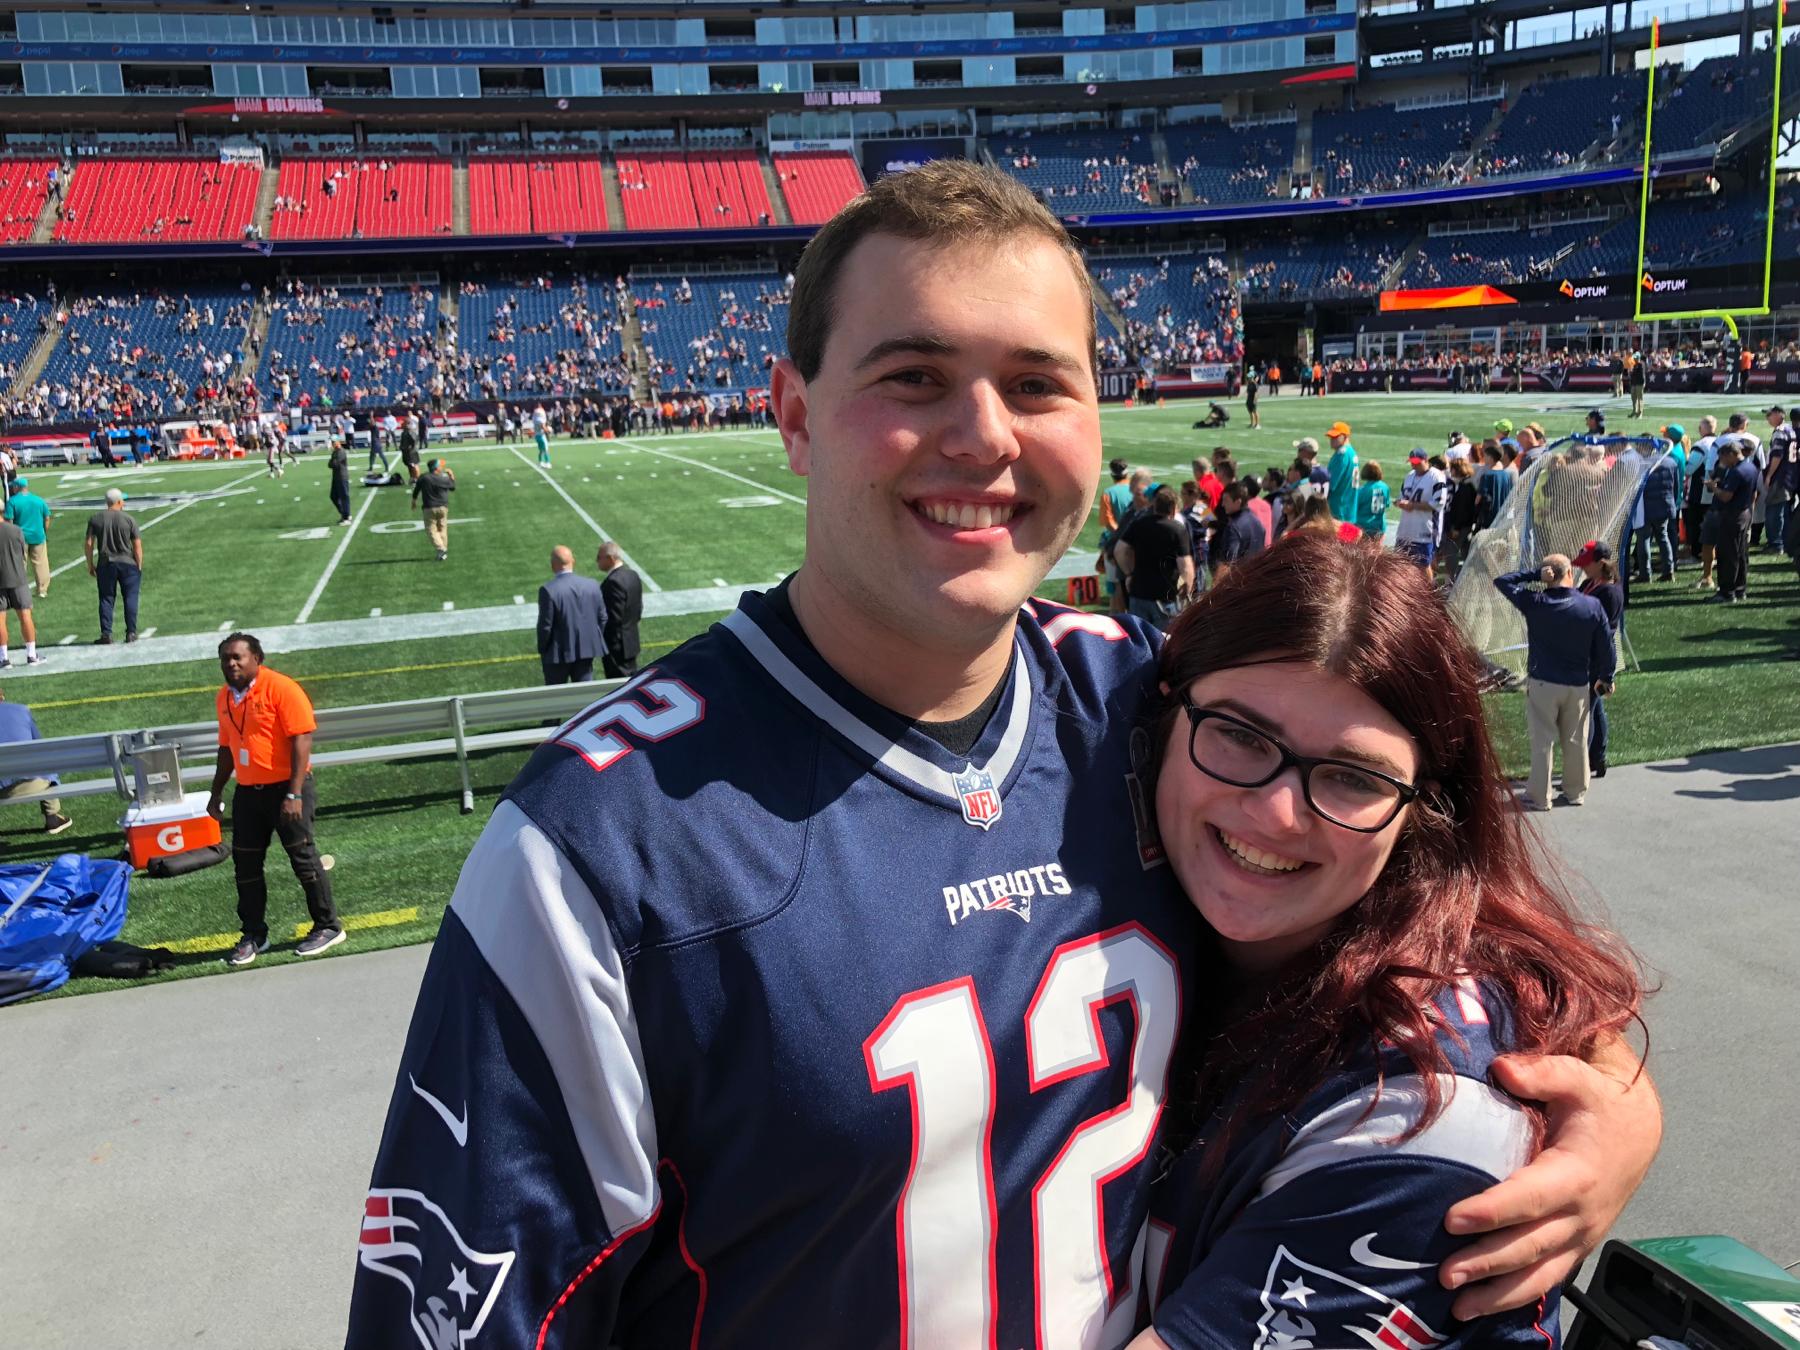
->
[[207, 632, 342, 967]]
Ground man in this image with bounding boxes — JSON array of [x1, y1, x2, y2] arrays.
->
[[1114, 484, 1193, 631], [348, 161, 1658, 1350], [1324, 420, 1358, 521], [206, 633, 341, 967], [1762, 405, 1794, 555], [1625, 350, 1646, 418], [1707, 437, 1757, 603], [0, 512, 42, 668], [1291, 436, 1330, 488], [83, 487, 142, 645], [1208, 478, 1264, 580], [536, 546, 607, 685], [0, 686, 73, 834], [1631, 426, 1683, 583], [1517, 422, 1548, 472], [1188, 453, 1224, 512], [1495, 555, 1615, 810], [1098, 458, 1132, 610], [410, 458, 455, 561], [1687, 414, 1721, 585], [328, 437, 352, 526], [4, 478, 52, 599], [597, 539, 643, 679], [1394, 447, 1447, 573]]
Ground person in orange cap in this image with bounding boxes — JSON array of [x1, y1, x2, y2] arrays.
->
[[1325, 421, 1358, 521]]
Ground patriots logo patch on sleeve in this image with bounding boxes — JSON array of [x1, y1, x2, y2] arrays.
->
[[1253, 1245, 1445, 1350], [359, 1188, 515, 1349]]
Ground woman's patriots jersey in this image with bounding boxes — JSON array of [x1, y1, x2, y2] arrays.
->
[[346, 591, 1200, 1350], [1145, 983, 1555, 1350]]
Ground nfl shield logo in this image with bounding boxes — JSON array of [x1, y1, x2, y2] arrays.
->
[[953, 765, 1003, 830]]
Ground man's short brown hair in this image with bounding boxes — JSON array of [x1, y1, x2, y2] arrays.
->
[[785, 159, 1096, 384]]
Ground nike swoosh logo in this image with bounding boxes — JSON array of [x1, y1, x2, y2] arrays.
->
[[1350, 1233, 1433, 1271], [409, 1074, 469, 1148]]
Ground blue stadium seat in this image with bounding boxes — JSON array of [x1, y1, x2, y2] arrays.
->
[[38, 288, 253, 422], [994, 131, 1162, 213], [632, 272, 791, 393], [1310, 103, 1478, 195], [1164, 122, 1295, 204], [261, 282, 443, 410], [457, 278, 632, 398]]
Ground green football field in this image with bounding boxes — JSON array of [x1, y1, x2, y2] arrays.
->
[[5, 390, 1796, 994]]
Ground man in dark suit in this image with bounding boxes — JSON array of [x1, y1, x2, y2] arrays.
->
[[536, 546, 607, 685], [597, 540, 643, 679]]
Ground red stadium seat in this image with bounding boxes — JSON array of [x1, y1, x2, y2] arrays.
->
[[0, 159, 57, 244], [469, 157, 608, 235], [52, 158, 259, 243], [771, 151, 865, 225], [268, 158, 452, 241]]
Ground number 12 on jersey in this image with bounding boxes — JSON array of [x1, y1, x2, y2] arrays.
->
[[863, 924, 1182, 1350]]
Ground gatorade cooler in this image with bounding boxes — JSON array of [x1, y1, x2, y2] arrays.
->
[[122, 792, 222, 870]]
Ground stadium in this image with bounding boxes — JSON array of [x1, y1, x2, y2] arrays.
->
[[0, 0, 1797, 1342]]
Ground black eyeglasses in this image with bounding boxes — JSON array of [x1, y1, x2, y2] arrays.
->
[[1179, 700, 1421, 833]]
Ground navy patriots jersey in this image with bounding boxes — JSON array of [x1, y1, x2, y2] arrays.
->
[[1145, 982, 1554, 1350], [346, 591, 1200, 1350]]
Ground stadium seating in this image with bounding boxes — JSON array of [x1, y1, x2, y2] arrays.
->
[[37, 288, 254, 420], [1310, 103, 1478, 195], [1090, 254, 1242, 366], [772, 151, 864, 224], [1479, 73, 1641, 175], [268, 159, 453, 241], [687, 151, 776, 227], [632, 272, 791, 391], [1651, 51, 1775, 153], [52, 159, 260, 243], [614, 153, 701, 231], [455, 277, 631, 397], [1241, 229, 1407, 298], [467, 157, 609, 236], [1404, 219, 1633, 286], [261, 281, 443, 407], [0, 291, 49, 386], [0, 159, 56, 244], [994, 131, 1162, 213], [1164, 123, 1294, 204]]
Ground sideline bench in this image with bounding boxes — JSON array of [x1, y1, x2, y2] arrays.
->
[[0, 679, 624, 816]]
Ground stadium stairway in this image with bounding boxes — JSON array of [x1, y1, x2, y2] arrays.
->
[[1293, 111, 1315, 185], [620, 293, 653, 400], [760, 159, 794, 226], [1382, 234, 1425, 290], [29, 180, 62, 244], [601, 156, 627, 235], [1090, 278, 1131, 340], [1149, 130, 1187, 204], [240, 295, 270, 375], [252, 167, 279, 239], [452, 164, 470, 235], [10, 300, 68, 397]]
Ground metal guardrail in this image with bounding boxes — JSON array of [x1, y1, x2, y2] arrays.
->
[[0, 679, 623, 817]]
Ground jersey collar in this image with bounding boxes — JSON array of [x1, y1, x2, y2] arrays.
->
[[719, 594, 1033, 813]]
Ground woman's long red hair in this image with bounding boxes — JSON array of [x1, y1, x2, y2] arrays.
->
[[1150, 530, 1646, 1161]]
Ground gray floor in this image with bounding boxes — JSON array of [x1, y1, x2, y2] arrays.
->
[[3, 744, 1796, 1349]]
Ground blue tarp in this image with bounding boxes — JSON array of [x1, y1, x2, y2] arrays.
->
[[0, 855, 132, 1006]]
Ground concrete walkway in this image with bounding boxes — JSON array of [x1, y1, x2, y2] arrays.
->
[[3, 743, 1795, 1347]]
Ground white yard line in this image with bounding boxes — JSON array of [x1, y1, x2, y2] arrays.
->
[[294, 486, 379, 624], [627, 442, 809, 506], [505, 447, 662, 592], [45, 466, 269, 580]]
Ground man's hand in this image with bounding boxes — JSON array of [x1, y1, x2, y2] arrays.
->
[[205, 796, 223, 821], [86, 561, 96, 576], [1438, 1049, 1659, 1319], [279, 795, 304, 824]]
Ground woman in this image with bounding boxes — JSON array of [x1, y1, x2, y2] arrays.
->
[[1286, 484, 1362, 543], [1244, 363, 1261, 430], [1443, 455, 1481, 578], [1133, 532, 1644, 1350], [1575, 541, 1624, 778], [1354, 460, 1390, 540]]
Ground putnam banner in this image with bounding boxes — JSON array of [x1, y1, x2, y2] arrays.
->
[[1379, 285, 1520, 312]]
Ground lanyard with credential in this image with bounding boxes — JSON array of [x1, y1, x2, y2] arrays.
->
[[225, 682, 259, 768]]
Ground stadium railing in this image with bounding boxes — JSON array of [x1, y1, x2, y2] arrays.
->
[[0, 679, 621, 818]]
